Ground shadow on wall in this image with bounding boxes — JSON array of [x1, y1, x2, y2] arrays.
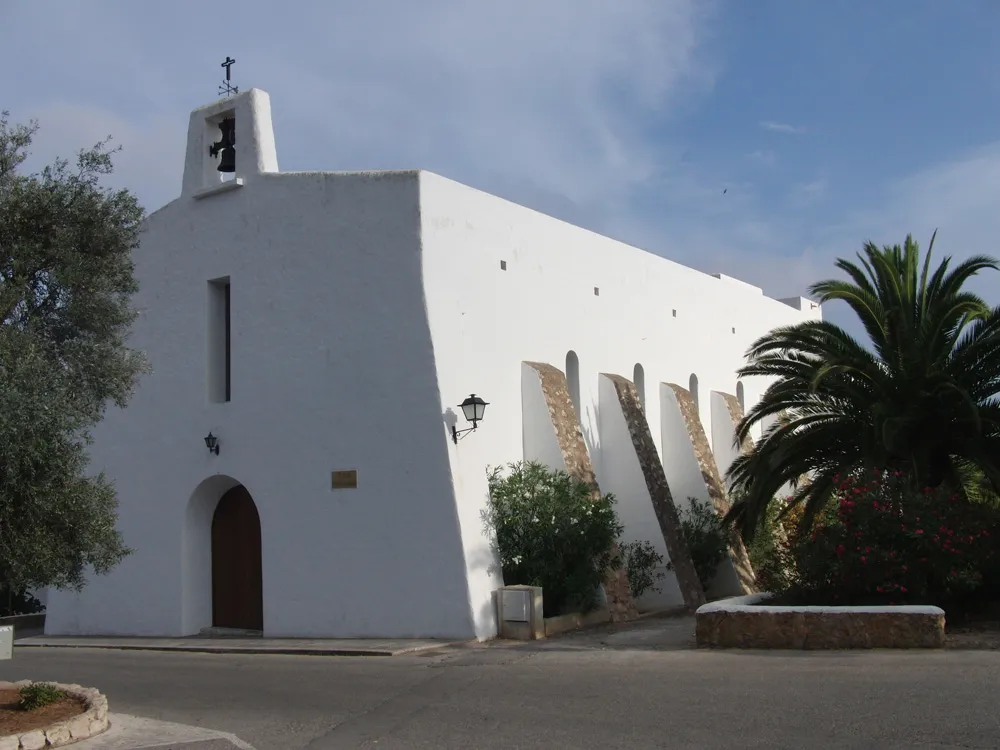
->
[[442, 406, 458, 437], [633, 363, 645, 411], [469, 502, 504, 639], [580, 404, 601, 464]]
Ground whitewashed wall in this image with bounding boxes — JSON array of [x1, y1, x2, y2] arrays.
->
[[420, 170, 821, 613], [44, 90, 820, 639]]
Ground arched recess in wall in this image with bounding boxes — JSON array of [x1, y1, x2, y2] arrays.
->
[[566, 350, 581, 417], [633, 363, 645, 410], [689, 373, 700, 414], [736, 380, 745, 413]]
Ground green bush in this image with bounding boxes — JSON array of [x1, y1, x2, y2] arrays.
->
[[485, 461, 623, 617], [665, 498, 728, 593], [0, 585, 44, 617], [744, 496, 799, 594], [19, 682, 64, 710], [778, 469, 1000, 607], [620, 540, 665, 598]]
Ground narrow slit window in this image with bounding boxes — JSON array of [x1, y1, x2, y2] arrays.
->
[[208, 277, 231, 403]]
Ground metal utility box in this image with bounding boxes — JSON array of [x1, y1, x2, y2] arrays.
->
[[0, 625, 12, 660], [496, 585, 544, 640]]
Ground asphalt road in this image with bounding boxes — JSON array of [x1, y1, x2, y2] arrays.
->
[[2, 617, 1000, 749]]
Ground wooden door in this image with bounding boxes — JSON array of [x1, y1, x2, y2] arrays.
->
[[211, 485, 263, 630]]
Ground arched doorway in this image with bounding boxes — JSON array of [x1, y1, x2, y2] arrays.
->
[[211, 485, 263, 631]]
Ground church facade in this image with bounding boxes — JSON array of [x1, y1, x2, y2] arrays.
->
[[43, 89, 821, 639]]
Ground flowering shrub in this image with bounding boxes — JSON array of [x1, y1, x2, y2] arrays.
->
[[745, 496, 799, 594], [485, 461, 624, 616], [620, 540, 666, 598], [778, 469, 1000, 606], [665, 498, 729, 592]]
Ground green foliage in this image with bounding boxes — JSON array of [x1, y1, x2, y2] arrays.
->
[[619, 540, 665, 599], [665, 498, 728, 593], [18, 683, 65, 711], [726, 233, 1000, 540], [0, 112, 145, 592], [773, 469, 1000, 606], [485, 461, 624, 617], [744, 495, 798, 594], [0, 584, 43, 617]]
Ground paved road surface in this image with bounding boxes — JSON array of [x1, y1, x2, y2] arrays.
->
[[3, 617, 999, 749]]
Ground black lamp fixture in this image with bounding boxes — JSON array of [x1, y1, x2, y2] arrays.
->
[[452, 394, 488, 444], [204, 432, 220, 456]]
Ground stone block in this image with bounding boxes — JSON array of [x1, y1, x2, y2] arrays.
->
[[45, 722, 72, 746], [0, 735, 18, 750], [89, 713, 109, 734], [19, 729, 46, 750], [67, 714, 93, 739]]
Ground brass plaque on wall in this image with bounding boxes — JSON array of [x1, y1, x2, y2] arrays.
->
[[331, 470, 358, 490]]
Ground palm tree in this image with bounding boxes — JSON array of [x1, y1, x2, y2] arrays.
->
[[726, 232, 1000, 540]]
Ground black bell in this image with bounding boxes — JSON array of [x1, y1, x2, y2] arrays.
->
[[209, 117, 236, 173]]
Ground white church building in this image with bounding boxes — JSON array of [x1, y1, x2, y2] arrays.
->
[[43, 89, 821, 640]]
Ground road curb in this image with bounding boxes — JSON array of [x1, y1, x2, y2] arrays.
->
[[15, 642, 447, 657]]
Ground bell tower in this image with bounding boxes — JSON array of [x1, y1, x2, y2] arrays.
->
[[180, 87, 279, 199]]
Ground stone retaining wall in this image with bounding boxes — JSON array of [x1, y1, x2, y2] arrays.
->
[[0, 680, 109, 749], [696, 594, 946, 649]]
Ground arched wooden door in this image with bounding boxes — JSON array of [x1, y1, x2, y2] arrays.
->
[[211, 485, 263, 631]]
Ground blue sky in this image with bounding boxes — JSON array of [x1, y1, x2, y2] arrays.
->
[[4, 0, 1000, 328]]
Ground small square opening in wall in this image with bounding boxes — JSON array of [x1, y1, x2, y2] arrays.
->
[[500, 260, 507, 270], [331, 470, 358, 490], [672, 309, 677, 318], [732, 327, 736, 334], [594, 286, 600, 296]]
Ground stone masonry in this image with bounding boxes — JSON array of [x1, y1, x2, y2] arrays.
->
[[718, 391, 753, 454], [603, 374, 706, 611], [663, 383, 758, 594], [0, 680, 109, 748], [523, 361, 638, 622], [696, 606, 947, 649]]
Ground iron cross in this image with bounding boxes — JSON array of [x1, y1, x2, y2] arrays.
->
[[219, 56, 239, 97]]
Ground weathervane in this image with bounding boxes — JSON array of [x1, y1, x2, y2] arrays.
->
[[218, 56, 238, 97]]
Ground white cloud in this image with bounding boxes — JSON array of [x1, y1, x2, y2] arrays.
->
[[744, 149, 777, 168], [5, 0, 999, 345], [686, 144, 1000, 337], [789, 177, 828, 207], [14, 103, 183, 214], [759, 120, 806, 135], [5, 0, 721, 225]]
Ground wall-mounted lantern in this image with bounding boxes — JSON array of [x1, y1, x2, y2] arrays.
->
[[204, 432, 220, 456], [452, 394, 488, 444]]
